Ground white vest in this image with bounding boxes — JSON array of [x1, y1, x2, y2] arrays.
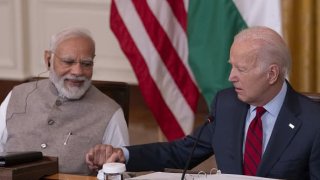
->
[[5, 79, 120, 175]]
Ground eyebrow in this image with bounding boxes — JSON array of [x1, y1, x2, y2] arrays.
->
[[58, 55, 93, 60]]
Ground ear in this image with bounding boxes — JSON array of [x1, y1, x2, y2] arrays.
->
[[44, 50, 51, 70], [267, 64, 280, 84]]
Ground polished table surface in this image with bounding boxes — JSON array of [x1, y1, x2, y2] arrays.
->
[[44, 172, 151, 180], [44, 173, 96, 180]]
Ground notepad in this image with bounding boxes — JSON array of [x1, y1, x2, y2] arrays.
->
[[0, 151, 43, 167], [129, 172, 281, 180]]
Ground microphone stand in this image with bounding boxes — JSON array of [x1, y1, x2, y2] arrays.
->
[[181, 116, 213, 180]]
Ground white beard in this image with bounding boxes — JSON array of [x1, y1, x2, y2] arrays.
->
[[49, 65, 91, 100]]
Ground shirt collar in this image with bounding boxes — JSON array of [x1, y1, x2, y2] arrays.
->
[[250, 82, 287, 117]]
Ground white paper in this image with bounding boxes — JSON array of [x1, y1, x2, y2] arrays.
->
[[127, 172, 281, 180]]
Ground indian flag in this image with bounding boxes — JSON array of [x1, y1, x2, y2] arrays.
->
[[110, 0, 281, 141]]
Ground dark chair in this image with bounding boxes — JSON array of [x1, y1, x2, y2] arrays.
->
[[92, 80, 130, 124], [302, 92, 320, 103], [0, 80, 23, 103]]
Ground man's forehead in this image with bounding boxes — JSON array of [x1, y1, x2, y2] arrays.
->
[[56, 38, 94, 53], [230, 51, 258, 67]]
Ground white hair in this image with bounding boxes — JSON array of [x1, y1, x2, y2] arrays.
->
[[49, 27, 95, 54], [234, 26, 291, 78]]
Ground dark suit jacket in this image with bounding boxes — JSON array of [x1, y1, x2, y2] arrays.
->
[[126, 83, 320, 180]]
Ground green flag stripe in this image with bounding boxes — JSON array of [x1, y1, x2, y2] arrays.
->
[[188, 0, 247, 107]]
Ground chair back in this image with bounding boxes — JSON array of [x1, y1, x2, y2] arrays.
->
[[302, 92, 320, 103], [92, 80, 130, 124], [0, 80, 23, 103]]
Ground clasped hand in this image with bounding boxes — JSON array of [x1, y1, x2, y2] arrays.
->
[[85, 144, 126, 171]]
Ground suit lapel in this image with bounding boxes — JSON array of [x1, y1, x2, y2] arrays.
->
[[257, 85, 302, 176], [229, 102, 249, 173]]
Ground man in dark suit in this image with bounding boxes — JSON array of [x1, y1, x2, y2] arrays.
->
[[86, 26, 320, 179]]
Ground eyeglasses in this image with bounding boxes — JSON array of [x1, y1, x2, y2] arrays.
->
[[51, 52, 94, 69]]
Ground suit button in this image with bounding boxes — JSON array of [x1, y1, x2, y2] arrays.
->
[[40, 143, 47, 149], [48, 119, 55, 125], [55, 100, 62, 106]]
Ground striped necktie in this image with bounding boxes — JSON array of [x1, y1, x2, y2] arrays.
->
[[243, 106, 266, 176]]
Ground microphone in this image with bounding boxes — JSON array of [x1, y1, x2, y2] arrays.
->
[[181, 115, 214, 180]]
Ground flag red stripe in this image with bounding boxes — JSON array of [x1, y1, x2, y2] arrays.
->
[[132, 0, 199, 112], [167, 0, 187, 32], [110, 1, 185, 140]]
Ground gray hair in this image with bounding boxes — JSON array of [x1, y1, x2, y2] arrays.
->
[[234, 26, 291, 78], [49, 27, 95, 54]]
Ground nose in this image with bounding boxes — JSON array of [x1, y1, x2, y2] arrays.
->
[[70, 63, 84, 76], [228, 68, 237, 82]]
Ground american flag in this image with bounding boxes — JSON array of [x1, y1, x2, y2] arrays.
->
[[110, 0, 198, 141]]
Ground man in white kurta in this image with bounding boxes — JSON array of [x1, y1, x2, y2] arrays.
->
[[0, 27, 129, 175]]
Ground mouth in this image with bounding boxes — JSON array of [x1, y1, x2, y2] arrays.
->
[[234, 87, 242, 93], [65, 79, 84, 87]]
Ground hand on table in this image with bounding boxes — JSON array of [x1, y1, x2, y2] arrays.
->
[[86, 144, 126, 171]]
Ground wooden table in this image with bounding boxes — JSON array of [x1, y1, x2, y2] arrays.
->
[[44, 173, 96, 180], [44, 171, 152, 180], [0, 156, 58, 180]]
